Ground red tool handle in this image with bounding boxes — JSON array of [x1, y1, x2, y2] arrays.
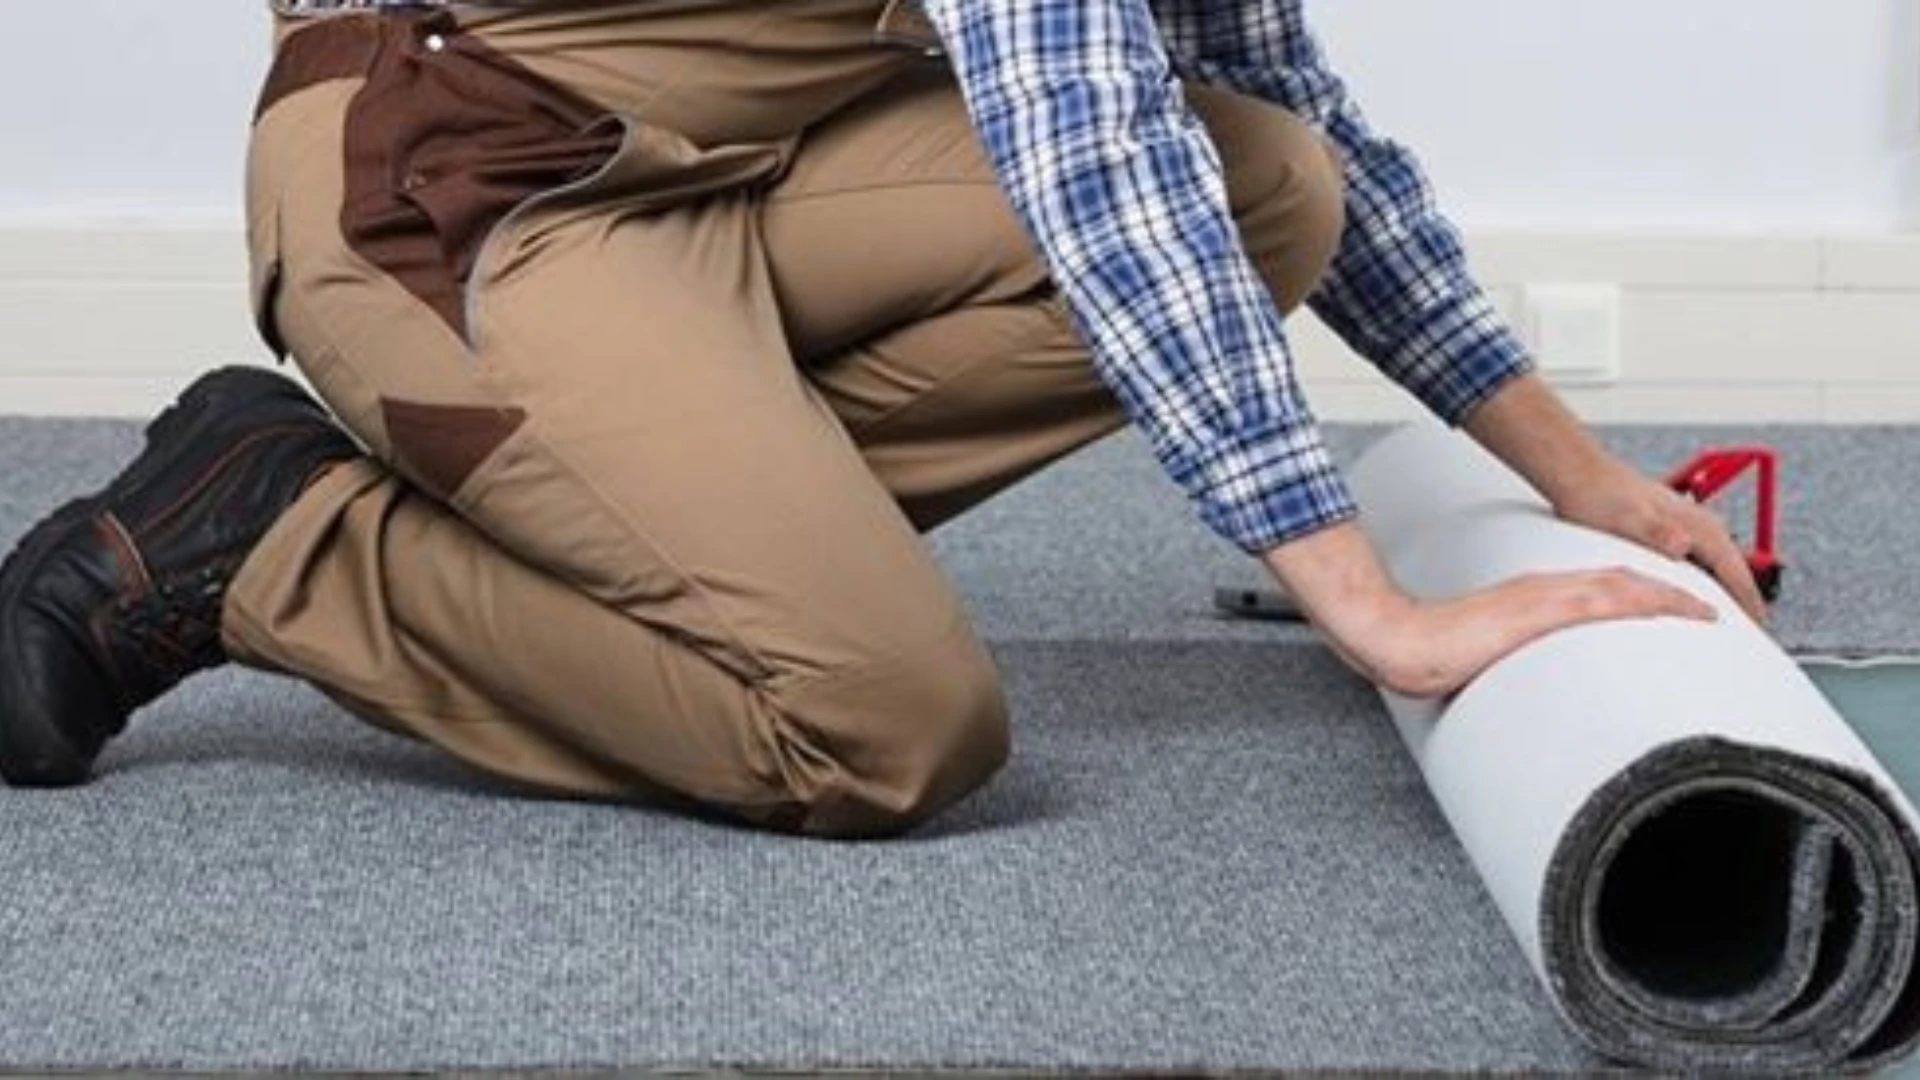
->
[[1664, 447, 1784, 602]]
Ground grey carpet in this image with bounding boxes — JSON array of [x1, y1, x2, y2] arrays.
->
[[928, 425, 1920, 658], [0, 649, 1595, 1074], [0, 416, 1912, 1074]]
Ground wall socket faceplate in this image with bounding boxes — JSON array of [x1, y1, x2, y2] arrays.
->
[[1520, 283, 1622, 385]]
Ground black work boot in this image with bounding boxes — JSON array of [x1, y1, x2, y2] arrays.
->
[[0, 366, 361, 787]]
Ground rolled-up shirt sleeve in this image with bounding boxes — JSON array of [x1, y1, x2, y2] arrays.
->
[[921, 0, 1357, 553], [1157, 0, 1534, 425]]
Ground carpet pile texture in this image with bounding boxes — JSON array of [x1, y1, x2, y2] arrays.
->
[[0, 415, 1913, 1074]]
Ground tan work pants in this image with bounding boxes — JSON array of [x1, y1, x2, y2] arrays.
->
[[225, 1, 1346, 837]]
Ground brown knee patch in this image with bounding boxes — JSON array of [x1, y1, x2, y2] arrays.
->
[[336, 12, 623, 341], [379, 398, 529, 501]]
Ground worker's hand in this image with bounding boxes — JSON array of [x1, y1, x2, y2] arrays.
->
[[1263, 521, 1718, 701], [1548, 458, 1769, 624], [1332, 570, 1719, 700], [1458, 372, 1768, 624]]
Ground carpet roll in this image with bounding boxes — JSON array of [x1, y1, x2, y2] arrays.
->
[[1346, 423, 1920, 1073]]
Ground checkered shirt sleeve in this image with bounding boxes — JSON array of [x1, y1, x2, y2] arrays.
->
[[922, 0, 1533, 552], [1157, 1, 1534, 430]]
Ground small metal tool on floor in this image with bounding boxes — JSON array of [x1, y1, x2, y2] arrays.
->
[[1216, 444, 1788, 623], [1213, 584, 1302, 622]]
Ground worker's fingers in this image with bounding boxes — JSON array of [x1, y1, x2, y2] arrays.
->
[[1680, 505, 1769, 623], [1648, 519, 1695, 560]]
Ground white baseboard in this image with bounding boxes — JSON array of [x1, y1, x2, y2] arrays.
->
[[2, 227, 1918, 422]]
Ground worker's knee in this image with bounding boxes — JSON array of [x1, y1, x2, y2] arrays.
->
[[766, 626, 1011, 840], [1188, 84, 1348, 313]]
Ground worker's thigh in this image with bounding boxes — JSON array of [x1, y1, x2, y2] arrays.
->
[[763, 68, 1348, 527]]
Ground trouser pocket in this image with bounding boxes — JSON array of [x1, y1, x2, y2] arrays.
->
[[336, 10, 625, 345]]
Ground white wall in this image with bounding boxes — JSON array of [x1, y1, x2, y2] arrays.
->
[[1315, 0, 1920, 232], [2, 0, 1913, 230], [0, 1, 269, 226], [2, 3, 1917, 420]]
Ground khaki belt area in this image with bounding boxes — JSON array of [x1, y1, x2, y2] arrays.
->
[[265, 0, 945, 55]]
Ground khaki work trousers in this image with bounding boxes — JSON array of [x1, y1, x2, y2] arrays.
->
[[225, 0, 1347, 838]]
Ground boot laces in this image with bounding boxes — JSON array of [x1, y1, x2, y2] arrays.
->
[[111, 561, 233, 677]]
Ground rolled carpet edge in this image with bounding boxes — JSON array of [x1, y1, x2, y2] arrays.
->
[[1347, 423, 1920, 1073], [1545, 736, 1920, 1071]]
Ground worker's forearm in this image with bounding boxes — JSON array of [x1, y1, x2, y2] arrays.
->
[[1461, 372, 1614, 505]]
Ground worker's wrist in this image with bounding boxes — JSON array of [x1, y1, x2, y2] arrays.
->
[[1259, 519, 1413, 666], [1463, 371, 1614, 505]]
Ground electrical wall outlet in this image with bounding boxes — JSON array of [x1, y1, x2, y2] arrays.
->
[[1520, 284, 1622, 385]]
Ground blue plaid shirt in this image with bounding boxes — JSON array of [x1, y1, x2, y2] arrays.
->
[[279, 0, 1532, 552], [922, 0, 1532, 552]]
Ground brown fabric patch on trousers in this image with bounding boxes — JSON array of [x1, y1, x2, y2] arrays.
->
[[379, 398, 529, 501], [338, 11, 624, 341], [254, 17, 382, 122]]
